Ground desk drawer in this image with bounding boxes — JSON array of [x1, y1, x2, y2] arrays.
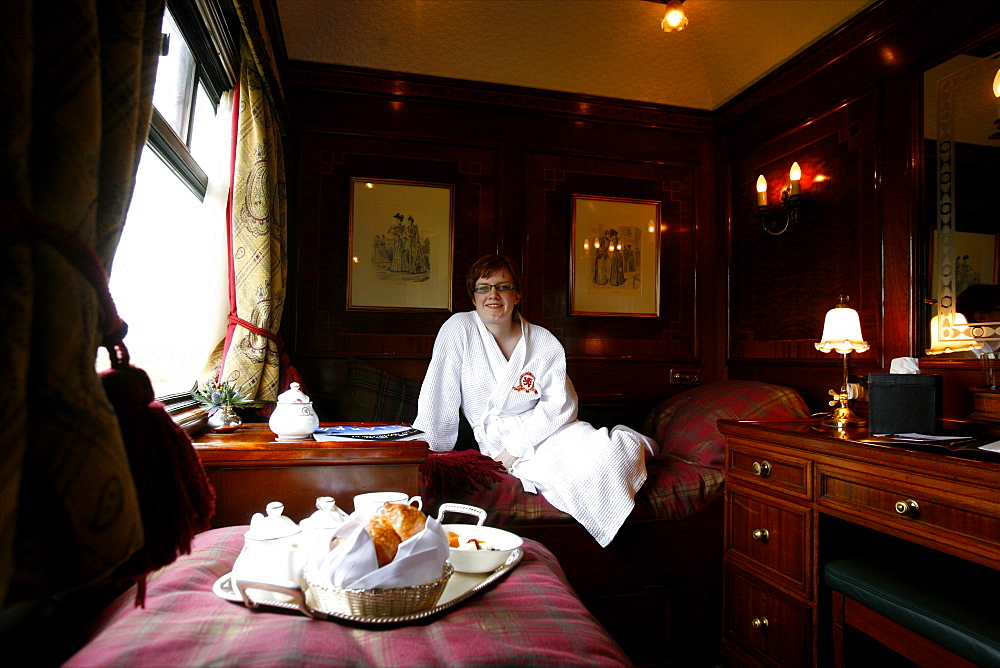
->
[[726, 489, 812, 595], [727, 441, 811, 499], [724, 567, 811, 667], [817, 464, 1000, 564]]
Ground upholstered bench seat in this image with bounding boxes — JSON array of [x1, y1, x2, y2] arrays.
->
[[825, 552, 1000, 667]]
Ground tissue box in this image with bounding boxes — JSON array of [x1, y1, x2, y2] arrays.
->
[[867, 374, 941, 435]]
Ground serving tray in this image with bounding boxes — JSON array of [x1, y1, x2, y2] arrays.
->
[[213, 548, 524, 624]]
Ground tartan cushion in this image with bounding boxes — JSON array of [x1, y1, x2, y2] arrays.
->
[[336, 361, 420, 423], [642, 380, 809, 469]]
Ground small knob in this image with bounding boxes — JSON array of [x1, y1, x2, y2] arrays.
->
[[894, 499, 920, 518], [753, 461, 771, 477], [752, 528, 769, 542], [752, 616, 769, 632]]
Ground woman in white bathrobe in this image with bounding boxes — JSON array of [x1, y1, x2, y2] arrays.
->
[[414, 255, 658, 547]]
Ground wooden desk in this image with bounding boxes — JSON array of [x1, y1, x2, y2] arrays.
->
[[718, 419, 1000, 667], [193, 423, 429, 527]]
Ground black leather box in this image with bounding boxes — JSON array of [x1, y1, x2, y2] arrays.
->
[[867, 374, 941, 435]]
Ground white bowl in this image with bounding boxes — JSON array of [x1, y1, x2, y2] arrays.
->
[[437, 503, 523, 574], [442, 523, 522, 573]]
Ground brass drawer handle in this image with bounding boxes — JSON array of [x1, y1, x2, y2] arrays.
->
[[894, 499, 920, 518], [752, 616, 769, 632], [752, 528, 769, 542], [752, 460, 771, 477]]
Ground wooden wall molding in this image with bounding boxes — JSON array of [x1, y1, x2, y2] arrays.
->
[[286, 62, 714, 132]]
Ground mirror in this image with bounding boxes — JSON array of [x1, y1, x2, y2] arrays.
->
[[924, 47, 1000, 358]]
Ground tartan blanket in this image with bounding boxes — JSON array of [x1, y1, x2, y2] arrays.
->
[[66, 526, 632, 667], [421, 381, 807, 528]]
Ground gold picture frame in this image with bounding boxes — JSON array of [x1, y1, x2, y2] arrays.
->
[[348, 178, 454, 311], [570, 194, 660, 316]]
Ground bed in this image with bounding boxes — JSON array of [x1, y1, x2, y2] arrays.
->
[[66, 525, 633, 666]]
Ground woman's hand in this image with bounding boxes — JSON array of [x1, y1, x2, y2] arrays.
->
[[494, 449, 517, 471]]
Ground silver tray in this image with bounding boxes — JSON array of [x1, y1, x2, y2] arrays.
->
[[212, 548, 524, 624]]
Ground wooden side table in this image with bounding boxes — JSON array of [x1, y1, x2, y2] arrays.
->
[[192, 423, 429, 527], [718, 419, 1000, 667]]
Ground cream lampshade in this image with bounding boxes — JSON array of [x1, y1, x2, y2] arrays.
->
[[815, 296, 868, 429], [926, 312, 980, 355]]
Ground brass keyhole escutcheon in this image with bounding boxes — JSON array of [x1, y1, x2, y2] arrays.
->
[[752, 616, 769, 632], [752, 460, 771, 477], [895, 499, 920, 518], [752, 528, 769, 542]]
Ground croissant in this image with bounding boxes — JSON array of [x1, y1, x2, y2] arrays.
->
[[380, 502, 427, 542], [364, 514, 401, 567]]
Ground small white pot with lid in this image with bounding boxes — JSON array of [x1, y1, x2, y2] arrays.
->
[[269, 382, 320, 440], [231, 501, 306, 601]]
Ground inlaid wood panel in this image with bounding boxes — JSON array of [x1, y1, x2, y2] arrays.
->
[[729, 101, 881, 365], [282, 64, 719, 411]]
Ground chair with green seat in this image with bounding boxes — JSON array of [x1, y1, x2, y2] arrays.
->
[[825, 547, 1000, 668]]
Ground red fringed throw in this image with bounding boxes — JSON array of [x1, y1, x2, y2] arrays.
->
[[9, 201, 216, 606], [419, 450, 506, 506]]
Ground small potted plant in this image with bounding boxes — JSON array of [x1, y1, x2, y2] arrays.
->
[[192, 380, 252, 432]]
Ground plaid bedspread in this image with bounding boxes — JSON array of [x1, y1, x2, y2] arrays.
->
[[66, 526, 631, 667]]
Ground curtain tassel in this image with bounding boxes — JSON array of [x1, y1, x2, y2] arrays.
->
[[100, 339, 216, 605]]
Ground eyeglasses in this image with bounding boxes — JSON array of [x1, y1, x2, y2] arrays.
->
[[473, 282, 517, 294]]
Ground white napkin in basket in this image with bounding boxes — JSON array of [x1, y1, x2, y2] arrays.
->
[[309, 515, 450, 590]]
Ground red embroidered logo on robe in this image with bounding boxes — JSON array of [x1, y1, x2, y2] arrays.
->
[[512, 371, 538, 394]]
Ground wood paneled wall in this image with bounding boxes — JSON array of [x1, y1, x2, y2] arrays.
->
[[282, 65, 719, 425], [719, 0, 1000, 417], [276, 0, 998, 423]]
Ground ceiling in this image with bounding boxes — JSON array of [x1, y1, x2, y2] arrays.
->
[[275, 0, 876, 111]]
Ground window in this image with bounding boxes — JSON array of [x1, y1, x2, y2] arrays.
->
[[98, 1, 239, 409]]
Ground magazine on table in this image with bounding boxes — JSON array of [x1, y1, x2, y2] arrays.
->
[[313, 424, 425, 442]]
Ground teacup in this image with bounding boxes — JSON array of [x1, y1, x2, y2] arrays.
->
[[353, 491, 422, 518]]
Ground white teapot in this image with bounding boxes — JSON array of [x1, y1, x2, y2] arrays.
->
[[231, 501, 307, 601], [269, 382, 320, 440]]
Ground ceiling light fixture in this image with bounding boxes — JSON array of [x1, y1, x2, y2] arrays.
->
[[661, 0, 688, 32]]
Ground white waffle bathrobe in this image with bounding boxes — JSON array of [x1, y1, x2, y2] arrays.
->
[[414, 311, 648, 547]]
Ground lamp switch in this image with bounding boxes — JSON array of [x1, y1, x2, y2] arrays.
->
[[846, 382, 867, 402], [670, 369, 700, 385]]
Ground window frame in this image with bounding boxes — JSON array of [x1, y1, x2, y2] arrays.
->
[[142, 0, 240, 429]]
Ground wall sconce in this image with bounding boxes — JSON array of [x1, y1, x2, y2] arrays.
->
[[661, 0, 688, 32], [756, 162, 802, 235], [990, 68, 1000, 141], [815, 295, 869, 429]]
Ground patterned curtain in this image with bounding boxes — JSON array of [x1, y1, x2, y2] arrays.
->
[[0, 0, 163, 608], [199, 38, 288, 406]]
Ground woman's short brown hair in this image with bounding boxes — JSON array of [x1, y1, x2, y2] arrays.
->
[[465, 254, 521, 302]]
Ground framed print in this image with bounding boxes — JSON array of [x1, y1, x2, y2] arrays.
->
[[570, 195, 660, 316], [348, 178, 454, 311]]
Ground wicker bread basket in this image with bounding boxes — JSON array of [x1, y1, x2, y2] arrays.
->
[[304, 563, 454, 618]]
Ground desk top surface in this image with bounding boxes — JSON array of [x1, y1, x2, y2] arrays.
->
[[192, 423, 429, 463], [719, 418, 1000, 471]]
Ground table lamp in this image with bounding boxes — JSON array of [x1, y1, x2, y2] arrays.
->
[[815, 295, 869, 429]]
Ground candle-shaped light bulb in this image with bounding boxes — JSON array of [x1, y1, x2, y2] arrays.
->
[[756, 175, 767, 206], [789, 162, 801, 195], [994, 68, 1000, 98]]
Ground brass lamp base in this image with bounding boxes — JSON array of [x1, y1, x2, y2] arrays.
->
[[820, 391, 867, 430]]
